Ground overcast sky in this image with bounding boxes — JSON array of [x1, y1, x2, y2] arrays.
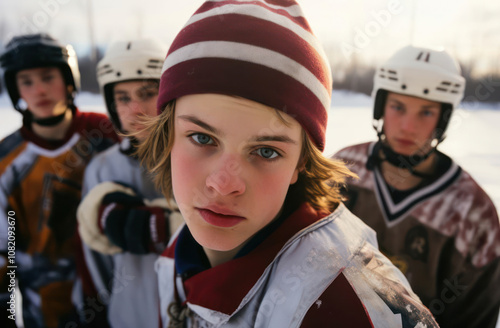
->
[[1, 0, 499, 73]]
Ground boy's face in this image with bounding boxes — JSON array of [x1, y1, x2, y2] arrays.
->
[[113, 80, 159, 141], [16, 67, 68, 119], [383, 92, 441, 156], [171, 94, 302, 254]]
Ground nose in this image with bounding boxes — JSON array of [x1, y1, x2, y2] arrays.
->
[[206, 156, 245, 196], [400, 113, 417, 133], [33, 80, 48, 95], [127, 99, 145, 114]]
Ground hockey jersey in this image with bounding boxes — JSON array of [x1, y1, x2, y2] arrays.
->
[[78, 138, 182, 328], [0, 109, 118, 328], [334, 142, 500, 328], [157, 202, 439, 328]]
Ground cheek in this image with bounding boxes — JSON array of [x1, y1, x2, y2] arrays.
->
[[116, 106, 132, 121], [53, 81, 68, 100], [170, 143, 202, 201], [144, 103, 157, 117], [382, 112, 397, 133], [17, 85, 31, 100], [250, 169, 294, 209], [421, 123, 437, 140], [144, 101, 158, 117]]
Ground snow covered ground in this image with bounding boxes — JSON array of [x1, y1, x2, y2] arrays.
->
[[1, 91, 500, 327]]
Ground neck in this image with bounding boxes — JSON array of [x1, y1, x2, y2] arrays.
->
[[31, 109, 73, 141], [380, 151, 437, 190], [203, 245, 244, 268]]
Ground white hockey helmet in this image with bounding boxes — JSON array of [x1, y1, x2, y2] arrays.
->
[[372, 45, 465, 141], [96, 38, 167, 130]]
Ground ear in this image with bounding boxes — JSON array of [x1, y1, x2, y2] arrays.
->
[[290, 154, 306, 185], [290, 168, 299, 185]]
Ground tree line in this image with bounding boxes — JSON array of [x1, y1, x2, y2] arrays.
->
[[1, 51, 499, 105]]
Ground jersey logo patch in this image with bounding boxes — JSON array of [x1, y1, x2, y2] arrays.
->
[[405, 225, 429, 262]]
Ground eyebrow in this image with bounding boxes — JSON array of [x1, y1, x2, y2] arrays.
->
[[178, 115, 223, 136], [17, 68, 54, 79], [388, 97, 439, 110], [114, 84, 158, 94], [387, 97, 403, 105], [251, 135, 297, 144], [114, 90, 128, 95], [178, 115, 297, 144]]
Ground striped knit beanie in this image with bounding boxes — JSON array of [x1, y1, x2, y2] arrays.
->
[[157, 0, 332, 151]]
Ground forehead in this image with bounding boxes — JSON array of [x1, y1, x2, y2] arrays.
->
[[113, 80, 158, 93], [386, 92, 441, 108], [16, 67, 60, 79], [176, 94, 298, 126]]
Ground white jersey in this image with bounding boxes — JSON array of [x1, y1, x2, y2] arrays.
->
[[80, 138, 163, 328], [157, 203, 438, 328]]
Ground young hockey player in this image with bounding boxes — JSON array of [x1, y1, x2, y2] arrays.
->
[[139, 1, 439, 327], [76, 38, 183, 328], [0, 34, 118, 328], [334, 45, 500, 328]]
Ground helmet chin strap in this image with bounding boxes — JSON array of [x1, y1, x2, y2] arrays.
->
[[378, 141, 436, 178], [367, 128, 437, 179], [31, 109, 68, 126], [23, 107, 69, 127]]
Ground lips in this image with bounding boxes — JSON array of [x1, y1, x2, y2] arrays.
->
[[36, 99, 52, 107], [196, 207, 245, 228], [395, 138, 415, 147]]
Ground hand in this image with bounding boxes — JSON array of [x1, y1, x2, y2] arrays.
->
[[99, 192, 170, 254]]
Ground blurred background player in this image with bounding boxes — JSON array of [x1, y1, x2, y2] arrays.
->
[[0, 33, 118, 328], [334, 45, 500, 328], [76, 38, 183, 328]]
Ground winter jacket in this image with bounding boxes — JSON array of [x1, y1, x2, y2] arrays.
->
[[334, 142, 500, 328], [157, 202, 438, 328], [0, 109, 117, 328]]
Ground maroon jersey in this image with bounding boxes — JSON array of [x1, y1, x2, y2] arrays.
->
[[334, 142, 500, 328]]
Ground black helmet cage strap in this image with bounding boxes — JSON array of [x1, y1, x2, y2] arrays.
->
[[103, 83, 123, 132]]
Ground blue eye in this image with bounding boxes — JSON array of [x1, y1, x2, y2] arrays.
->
[[391, 104, 403, 111], [191, 133, 214, 145], [422, 110, 436, 117], [115, 96, 131, 105], [257, 148, 279, 159]]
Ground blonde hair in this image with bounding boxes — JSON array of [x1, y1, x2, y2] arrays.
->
[[138, 100, 357, 213]]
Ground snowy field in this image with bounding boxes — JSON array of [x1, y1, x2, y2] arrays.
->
[[1, 91, 500, 327], [1, 90, 500, 212]]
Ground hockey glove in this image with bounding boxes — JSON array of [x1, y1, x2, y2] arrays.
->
[[99, 192, 171, 254]]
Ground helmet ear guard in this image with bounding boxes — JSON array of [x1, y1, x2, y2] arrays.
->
[[373, 89, 388, 121], [434, 103, 453, 142]]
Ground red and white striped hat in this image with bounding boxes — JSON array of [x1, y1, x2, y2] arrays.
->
[[157, 0, 332, 150]]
